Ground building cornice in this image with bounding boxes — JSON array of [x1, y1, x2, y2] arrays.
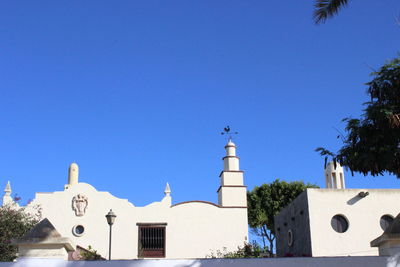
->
[[222, 156, 240, 160], [171, 200, 247, 209], [217, 185, 247, 193], [219, 170, 244, 177]]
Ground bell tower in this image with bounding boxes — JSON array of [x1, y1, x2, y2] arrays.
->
[[218, 140, 247, 207]]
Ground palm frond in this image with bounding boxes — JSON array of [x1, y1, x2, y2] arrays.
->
[[314, 0, 350, 24]]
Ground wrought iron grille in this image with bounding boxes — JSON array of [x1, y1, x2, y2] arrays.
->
[[138, 226, 165, 257]]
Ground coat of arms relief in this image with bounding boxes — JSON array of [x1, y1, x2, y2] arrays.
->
[[72, 194, 88, 216]]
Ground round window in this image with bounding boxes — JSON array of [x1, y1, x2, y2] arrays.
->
[[287, 229, 294, 247], [72, 225, 85, 237], [380, 215, 394, 231], [331, 215, 348, 233]]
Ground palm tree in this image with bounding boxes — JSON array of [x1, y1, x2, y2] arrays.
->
[[314, 0, 350, 24]]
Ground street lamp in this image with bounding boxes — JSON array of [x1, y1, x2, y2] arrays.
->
[[105, 209, 117, 260]]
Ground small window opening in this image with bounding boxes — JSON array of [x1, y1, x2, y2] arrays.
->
[[340, 173, 344, 188], [380, 215, 394, 231], [138, 225, 166, 258], [72, 225, 85, 237], [287, 229, 294, 247], [331, 215, 348, 233], [332, 173, 337, 188]]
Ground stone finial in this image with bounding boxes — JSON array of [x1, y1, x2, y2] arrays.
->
[[68, 163, 79, 186], [4, 181, 11, 195], [164, 183, 171, 196], [2, 181, 14, 206]]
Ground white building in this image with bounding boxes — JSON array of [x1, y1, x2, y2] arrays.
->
[[2, 140, 248, 260], [275, 162, 400, 257]]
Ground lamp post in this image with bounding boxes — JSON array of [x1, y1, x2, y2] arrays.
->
[[105, 209, 116, 260]]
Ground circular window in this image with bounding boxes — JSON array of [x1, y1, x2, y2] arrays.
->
[[72, 225, 85, 237], [331, 215, 348, 233], [287, 229, 294, 247], [380, 215, 394, 231]]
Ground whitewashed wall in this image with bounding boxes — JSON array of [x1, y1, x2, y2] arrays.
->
[[1, 256, 400, 267], [275, 189, 400, 257], [24, 182, 248, 259], [307, 189, 400, 256]]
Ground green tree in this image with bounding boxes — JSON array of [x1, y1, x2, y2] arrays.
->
[[314, 0, 350, 24], [247, 179, 318, 254], [0, 205, 39, 261], [316, 56, 400, 178]]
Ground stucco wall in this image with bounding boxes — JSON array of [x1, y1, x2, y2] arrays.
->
[[25, 182, 248, 260], [167, 202, 248, 259], [275, 191, 311, 257], [308, 189, 400, 257], [0, 256, 398, 267], [275, 189, 400, 257]]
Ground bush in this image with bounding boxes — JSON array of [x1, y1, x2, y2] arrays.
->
[[79, 245, 104, 261], [0, 205, 39, 261], [208, 242, 269, 258]]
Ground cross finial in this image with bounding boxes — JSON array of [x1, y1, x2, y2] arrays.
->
[[221, 126, 238, 141]]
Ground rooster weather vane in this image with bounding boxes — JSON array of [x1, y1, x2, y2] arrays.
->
[[221, 126, 238, 141]]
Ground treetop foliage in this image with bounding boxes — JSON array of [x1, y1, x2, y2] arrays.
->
[[247, 179, 319, 254], [314, 0, 350, 24], [316, 56, 400, 178]]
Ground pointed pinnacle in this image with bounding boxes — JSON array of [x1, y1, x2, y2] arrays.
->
[[4, 181, 11, 193], [164, 182, 171, 195]]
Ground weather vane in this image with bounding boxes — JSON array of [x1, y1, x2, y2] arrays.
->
[[221, 126, 238, 141]]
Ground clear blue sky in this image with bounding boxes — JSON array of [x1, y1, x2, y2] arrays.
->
[[0, 0, 399, 207]]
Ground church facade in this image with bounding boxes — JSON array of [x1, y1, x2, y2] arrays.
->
[[3, 140, 248, 259]]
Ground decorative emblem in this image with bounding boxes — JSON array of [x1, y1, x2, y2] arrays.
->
[[72, 194, 88, 216]]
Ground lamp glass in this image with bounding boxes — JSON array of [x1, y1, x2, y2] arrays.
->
[[106, 209, 117, 225]]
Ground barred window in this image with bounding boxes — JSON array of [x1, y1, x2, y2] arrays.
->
[[137, 224, 166, 258]]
